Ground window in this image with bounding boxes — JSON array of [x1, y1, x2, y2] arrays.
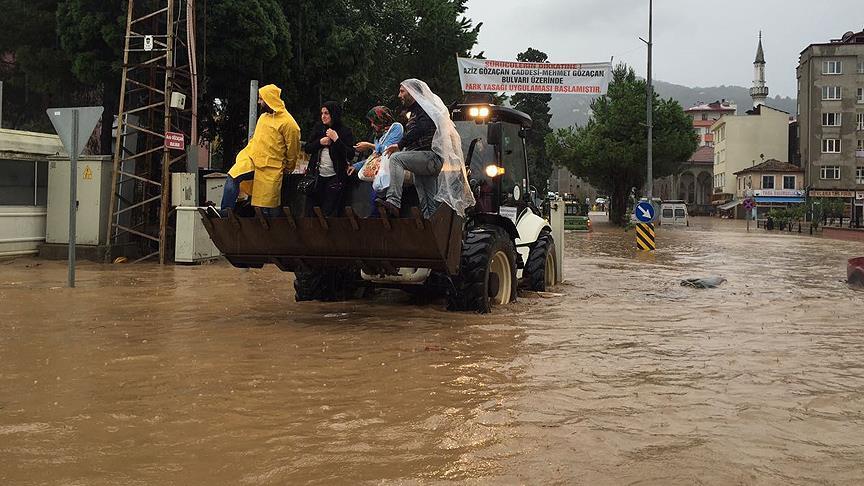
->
[[822, 138, 842, 153], [859, 113, 864, 130], [858, 139, 864, 153], [500, 123, 528, 204], [762, 175, 775, 189], [0, 160, 49, 206], [821, 166, 841, 180], [857, 167, 864, 185], [662, 208, 673, 218], [859, 88, 864, 103], [701, 113, 707, 121], [822, 86, 842, 100], [783, 175, 796, 189], [823, 60, 843, 74], [822, 112, 842, 126], [859, 61, 864, 74]]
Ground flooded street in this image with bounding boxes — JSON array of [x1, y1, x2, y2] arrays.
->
[[1, 217, 863, 485]]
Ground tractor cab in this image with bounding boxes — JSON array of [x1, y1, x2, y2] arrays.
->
[[451, 103, 534, 220]]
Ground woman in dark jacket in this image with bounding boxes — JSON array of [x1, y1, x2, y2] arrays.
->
[[304, 101, 355, 216]]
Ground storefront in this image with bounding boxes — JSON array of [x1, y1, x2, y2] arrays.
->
[[753, 189, 806, 218], [809, 190, 860, 227]]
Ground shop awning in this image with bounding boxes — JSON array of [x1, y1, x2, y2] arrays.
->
[[755, 196, 805, 203], [718, 200, 741, 210]]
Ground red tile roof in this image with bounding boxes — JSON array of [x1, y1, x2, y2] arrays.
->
[[733, 159, 804, 175], [688, 146, 714, 164]]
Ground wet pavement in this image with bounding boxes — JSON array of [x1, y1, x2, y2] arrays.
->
[[1, 217, 863, 485]]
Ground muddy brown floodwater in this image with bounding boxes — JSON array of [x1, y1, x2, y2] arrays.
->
[[1, 217, 863, 485]]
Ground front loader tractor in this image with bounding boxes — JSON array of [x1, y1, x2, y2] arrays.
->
[[200, 103, 560, 313]]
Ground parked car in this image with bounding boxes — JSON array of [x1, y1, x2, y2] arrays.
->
[[848, 257, 864, 288]]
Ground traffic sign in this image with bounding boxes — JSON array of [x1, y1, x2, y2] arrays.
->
[[634, 201, 656, 223], [636, 223, 656, 251], [47, 107, 103, 157], [165, 131, 185, 150], [743, 198, 755, 210], [46, 106, 104, 289]]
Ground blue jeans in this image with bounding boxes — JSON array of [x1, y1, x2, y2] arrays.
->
[[221, 171, 254, 210], [386, 150, 442, 218]]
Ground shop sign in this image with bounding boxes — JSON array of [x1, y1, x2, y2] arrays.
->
[[809, 190, 855, 198]]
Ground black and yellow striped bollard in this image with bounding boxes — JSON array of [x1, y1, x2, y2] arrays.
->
[[635, 223, 656, 251]]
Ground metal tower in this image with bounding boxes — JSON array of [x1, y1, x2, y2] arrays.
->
[[107, 0, 199, 264]]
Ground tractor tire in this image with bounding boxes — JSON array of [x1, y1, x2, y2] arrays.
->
[[294, 269, 328, 302], [447, 226, 517, 314], [294, 266, 360, 302], [523, 231, 557, 292]]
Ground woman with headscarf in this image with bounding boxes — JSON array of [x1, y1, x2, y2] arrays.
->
[[350, 106, 404, 177], [303, 101, 355, 216], [348, 106, 404, 216]]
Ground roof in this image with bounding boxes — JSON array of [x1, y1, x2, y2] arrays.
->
[[685, 100, 737, 113], [450, 104, 533, 128], [755, 33, 765, 64], [799, 29, 864, 54], [733, 159, 804, 175], [688, 146, 714, 164], [745, 104, 789, 116]]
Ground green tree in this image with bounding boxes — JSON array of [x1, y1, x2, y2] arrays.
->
[[56, 0, 125, 151], [547, 64, 697, 225], [0, 0, 85, 131], [204, 0, 292, 166], [511, 47, 552, 192]]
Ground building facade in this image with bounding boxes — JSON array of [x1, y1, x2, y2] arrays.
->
[[711, 104, 791, 205], [654, 145, 714, 214], [796, 29, 864, 222], [685, 100, 737, 147], [733, 159, 805, 218]]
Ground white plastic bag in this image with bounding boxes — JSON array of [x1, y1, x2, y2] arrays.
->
[[373, 153, 391, 193], [358, 154, 380, 182]]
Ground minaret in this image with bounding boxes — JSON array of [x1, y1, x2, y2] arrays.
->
[[750, 31, 769, 108]]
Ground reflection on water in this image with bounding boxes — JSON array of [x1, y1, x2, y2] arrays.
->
[[1, 217, 863, 484]]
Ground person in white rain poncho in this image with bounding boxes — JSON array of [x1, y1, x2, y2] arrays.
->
[[380, 79, 475, 218]]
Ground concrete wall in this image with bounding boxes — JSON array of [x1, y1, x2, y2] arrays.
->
[[712, 106, 790, 196], [798, 41, 864, 191]]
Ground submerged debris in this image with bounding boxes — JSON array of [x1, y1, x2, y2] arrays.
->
[[680, 276, 727, 289]]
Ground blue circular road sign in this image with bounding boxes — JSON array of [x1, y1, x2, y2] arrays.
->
[[634, 201, 656, 223]]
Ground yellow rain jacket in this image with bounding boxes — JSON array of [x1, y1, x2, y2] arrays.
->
[[227, 84, 301, 208]]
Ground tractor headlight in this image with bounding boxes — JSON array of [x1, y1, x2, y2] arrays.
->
[[468, 106, 490, 118], [485, 164, 505, 178]]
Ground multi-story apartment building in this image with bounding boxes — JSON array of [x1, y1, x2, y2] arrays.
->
[[797, 29, 864, 221], [685, 100, 737, 147]]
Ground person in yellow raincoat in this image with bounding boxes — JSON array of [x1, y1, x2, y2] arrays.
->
[[219, 84, 301, 215]]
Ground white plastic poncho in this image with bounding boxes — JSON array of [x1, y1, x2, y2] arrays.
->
[[401, 79, 475, 217]]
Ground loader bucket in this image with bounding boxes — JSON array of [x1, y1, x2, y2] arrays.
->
[[199, 204, 464, 276]]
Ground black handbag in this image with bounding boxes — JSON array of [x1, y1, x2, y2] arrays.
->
[[297, 160, 319, 195]]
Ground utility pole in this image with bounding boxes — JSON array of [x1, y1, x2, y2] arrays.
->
[[640, 0, 654, 199], [645, 0, 653, 198]]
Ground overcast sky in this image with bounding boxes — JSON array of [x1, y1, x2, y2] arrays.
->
[[464, 0, 863, 98]]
